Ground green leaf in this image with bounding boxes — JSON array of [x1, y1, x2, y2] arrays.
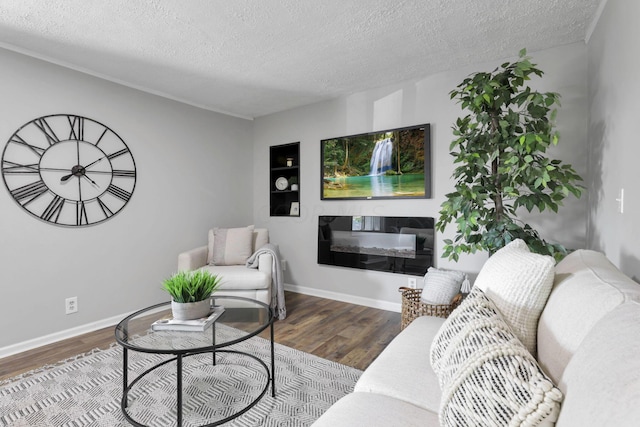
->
[[162, 270, 222, 303]]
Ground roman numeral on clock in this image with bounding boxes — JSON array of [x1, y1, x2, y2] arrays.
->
[[106, 184, 132, 201], [97, 197, 114, 218], [76, 201, 88, 226], [107, 148, 129, 160], [33, 118, 60, 145], [41, 196, 65, 223], [2, 160, 40, 174], [94, 128, 109, 146], [112, 169, 136, 178], [10, 180, 48, 205], [68, 116, 84, 141]]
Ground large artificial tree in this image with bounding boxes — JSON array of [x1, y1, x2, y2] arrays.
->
[[436, 49, 583, 262]]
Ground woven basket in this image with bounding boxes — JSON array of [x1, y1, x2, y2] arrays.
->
[[399, 287, 463, 330]]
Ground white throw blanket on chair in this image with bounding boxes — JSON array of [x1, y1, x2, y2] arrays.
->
[[246, 243, 286, 320]]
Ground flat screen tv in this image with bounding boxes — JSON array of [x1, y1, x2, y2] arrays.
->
[[321, 124, 431, 200]]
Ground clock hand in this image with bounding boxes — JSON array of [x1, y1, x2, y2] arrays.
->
[[81, 174, 98, 186], [61, 165, 83, 182], [61, 165, 90, 183], [77, 166, 98, 186], [85, 148, 129, 170], [83, 155, 107, 169]]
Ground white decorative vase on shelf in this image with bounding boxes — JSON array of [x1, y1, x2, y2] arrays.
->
[[171, 299, 211, 320], [291, 184, 299, 191]]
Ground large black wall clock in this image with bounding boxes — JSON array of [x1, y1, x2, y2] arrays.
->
[[1, 114, 137, 227]]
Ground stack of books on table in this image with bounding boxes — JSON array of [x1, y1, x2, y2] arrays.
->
[[151, 306, 225, 332]]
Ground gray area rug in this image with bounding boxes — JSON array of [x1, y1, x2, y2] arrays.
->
[[0, 325, 361, 426]]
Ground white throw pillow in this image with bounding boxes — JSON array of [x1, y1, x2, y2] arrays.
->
[[474, 239, 555, 356], [420, 267, 467, 305], [432, 288, 563, 427], [208, 225, 254, 266], [430, 286, 489, 382]]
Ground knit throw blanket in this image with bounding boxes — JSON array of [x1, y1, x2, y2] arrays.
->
[[246, 243, 286, 319]]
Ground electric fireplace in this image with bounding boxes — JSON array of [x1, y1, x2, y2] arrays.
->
[[318, 215, 434, 276]]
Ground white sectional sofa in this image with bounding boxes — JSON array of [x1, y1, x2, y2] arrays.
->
[[312, 246, 640, 426]]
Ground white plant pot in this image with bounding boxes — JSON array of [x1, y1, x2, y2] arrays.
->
[[171, 299, 211, 320]]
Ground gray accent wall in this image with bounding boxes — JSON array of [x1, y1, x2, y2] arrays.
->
[[587, 0, 640, 283], [0, 48, 253, 349]]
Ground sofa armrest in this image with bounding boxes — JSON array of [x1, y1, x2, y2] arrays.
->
[[257, 253, 273, 275], [178, 246, 208, 271]]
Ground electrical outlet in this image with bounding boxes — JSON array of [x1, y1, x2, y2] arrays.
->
[[65, 296, 78, 314], [407, 277, 417, 288], [616, 188, 624, 214], [281, 259, 287, 271]]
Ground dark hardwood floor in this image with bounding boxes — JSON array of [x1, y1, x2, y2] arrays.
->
[[0, 291, 401, 381]]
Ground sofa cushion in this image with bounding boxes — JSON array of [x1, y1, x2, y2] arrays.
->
[[537, 249, 640, 383], [311, 392, 439, 427], [208, 226, 254, 265], [354, 315, 446, 413], [420, 267, 466, 305], [432, 288, 562, 427], [474, 239, 555, 356], [555, 302, 640, 427], [199, 265, 270, 290]]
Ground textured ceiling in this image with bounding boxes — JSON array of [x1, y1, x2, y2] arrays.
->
[[0, 0, 601, 119]]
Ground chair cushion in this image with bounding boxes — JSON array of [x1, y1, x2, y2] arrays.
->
[[208, 225, 254, 265], [432, 288, 563, 427], [474, 239, 555, 356], [199, 265, 270, 290]]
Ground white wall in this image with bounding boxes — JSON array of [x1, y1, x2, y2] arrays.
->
[[0, 48, 253, 350], [253, 43, 589, 309], [587, 0, 640, 282]]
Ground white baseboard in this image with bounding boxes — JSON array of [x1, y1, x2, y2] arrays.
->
[[284, 283, 401, 313], [0, 310, 136, 359], [1, 290, 398, 359]]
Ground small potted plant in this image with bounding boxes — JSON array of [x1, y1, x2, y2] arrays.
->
[[162, 270, 222, 320]]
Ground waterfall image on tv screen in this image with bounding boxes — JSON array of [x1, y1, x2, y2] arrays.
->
[[321, 124, 431, 200]]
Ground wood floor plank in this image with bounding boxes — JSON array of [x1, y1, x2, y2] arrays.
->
[[0, 291, 401, 381]]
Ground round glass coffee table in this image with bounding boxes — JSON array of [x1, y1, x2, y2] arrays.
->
[[114, 295, 275, 427]]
